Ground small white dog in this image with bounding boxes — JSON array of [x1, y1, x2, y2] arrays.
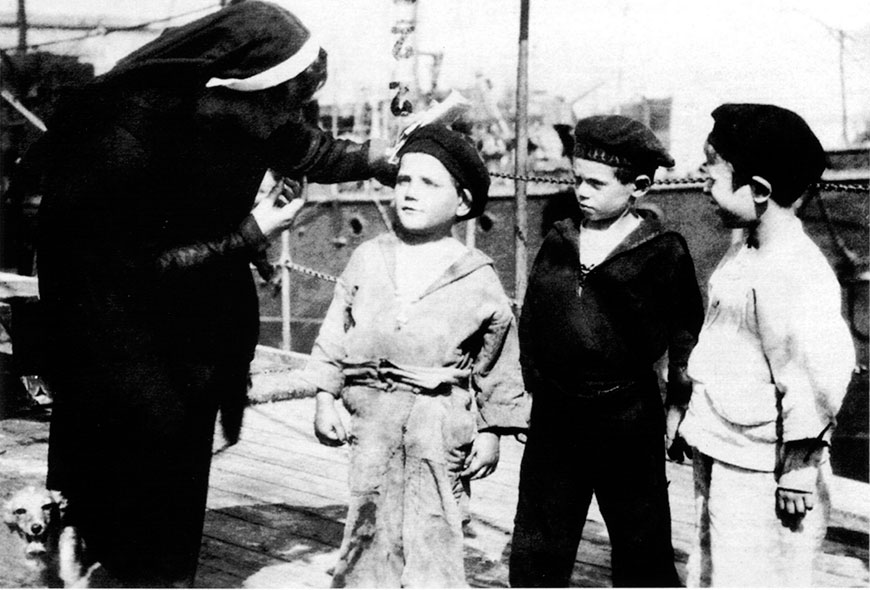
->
[[3, 486, 97, 588]]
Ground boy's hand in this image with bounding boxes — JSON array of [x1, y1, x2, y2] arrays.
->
[[446, 444, 469, 472], [251, 177, 306, 240], [775, 439, 825, 530], [460, 432, 500, 480], [665, 404, 692, 462], [314, 391, 347, 447], [776, 487, 815, 531]]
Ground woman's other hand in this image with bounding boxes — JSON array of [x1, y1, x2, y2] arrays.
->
[[251, 176, 306, 239]]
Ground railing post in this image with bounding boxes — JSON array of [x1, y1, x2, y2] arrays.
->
[[514, 0, 530, 306]]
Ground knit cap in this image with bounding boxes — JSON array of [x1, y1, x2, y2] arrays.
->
[[708, 103, 826, 205], [573, 115, 674, 171], [397, 124, 490, 219]]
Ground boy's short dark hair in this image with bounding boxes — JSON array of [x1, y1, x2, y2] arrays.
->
[[573, 115, 673, 184], [613, 165, 658, 186], [708, 104, 826, 206]]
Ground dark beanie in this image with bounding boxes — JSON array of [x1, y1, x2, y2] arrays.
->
[[573, 115, 674, 171], [397, 124, 490, 219], [708, 104, 826, 206]]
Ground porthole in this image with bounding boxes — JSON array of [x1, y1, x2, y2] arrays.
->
[[349, 216, 365, 235]]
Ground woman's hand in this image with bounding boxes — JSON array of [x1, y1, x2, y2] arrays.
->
[[314, 391, 347, 447], [251, 176, 306, 240], [460, 431, 500, 480]]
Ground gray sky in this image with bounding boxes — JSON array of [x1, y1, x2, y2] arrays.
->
[[9, 0, 870, 172]]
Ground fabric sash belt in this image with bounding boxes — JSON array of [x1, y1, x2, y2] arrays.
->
[[341, 358, 470, 395]]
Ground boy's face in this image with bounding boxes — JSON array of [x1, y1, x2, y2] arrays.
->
[[394, 152, 469, 237], [702, 142, 757, 228], [572, 158, 635, 222]]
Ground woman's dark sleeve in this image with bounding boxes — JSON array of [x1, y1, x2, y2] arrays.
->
[[153, 215, 268, 273], [264, 120, 395, 184], [53, 126, 268, 278]]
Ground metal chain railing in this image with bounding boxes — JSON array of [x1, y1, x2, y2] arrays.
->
[[490, 171, 869, 193], [278, 260, 338, 284], [273, 260, 521, 307], [273, 172, 867, 290]]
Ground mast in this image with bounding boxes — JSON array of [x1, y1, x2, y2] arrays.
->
[[514, 0, 530, 304], [16, 0, 27, 53]]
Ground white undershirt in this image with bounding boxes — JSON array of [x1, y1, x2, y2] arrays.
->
[[578, 212, 641, 269], [395, 237, 467, 302]]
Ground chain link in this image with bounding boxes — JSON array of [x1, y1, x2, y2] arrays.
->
[[275, 259, 522, 307], [490, 171, 868, 193], [274, 175, 866, 292], [277, 260, 338, 283], [814, 182, 869, 194], [490, 171, 574, 185]]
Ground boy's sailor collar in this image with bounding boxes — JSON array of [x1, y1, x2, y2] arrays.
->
[[376, 232, 494, 299], [554, 208, 669, 269]]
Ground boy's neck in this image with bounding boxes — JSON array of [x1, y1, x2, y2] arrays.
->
[[581, 207, 636, 232], [750, 201, 796, 248], [396, 226, 457, 246]]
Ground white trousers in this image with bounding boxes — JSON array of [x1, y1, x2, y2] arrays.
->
[[687, 450, 830, 587]]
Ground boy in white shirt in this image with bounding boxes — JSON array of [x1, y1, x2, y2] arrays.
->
[[677, 104, 856, 587]]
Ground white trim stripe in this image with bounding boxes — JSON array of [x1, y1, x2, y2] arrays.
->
[[205, 35, 320, 92]]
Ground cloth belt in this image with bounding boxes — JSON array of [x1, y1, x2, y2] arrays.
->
[[341, 358, 470, 395], [534, 371, 655, 399]]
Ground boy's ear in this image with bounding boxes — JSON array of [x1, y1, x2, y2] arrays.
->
[[631, 175, 652, 197], [749, 175, 772, 203], [456, 188, 473, 218]]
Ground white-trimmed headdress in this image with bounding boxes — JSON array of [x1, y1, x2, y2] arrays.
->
[[104, 1, 322, 93]]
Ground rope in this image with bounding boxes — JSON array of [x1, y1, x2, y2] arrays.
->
[[0, 89, 47, 131], [4, 5, 221, 51], [489, 171, 869, 193]]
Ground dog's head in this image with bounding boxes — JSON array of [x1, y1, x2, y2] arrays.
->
[[3, 486, 66, 557]]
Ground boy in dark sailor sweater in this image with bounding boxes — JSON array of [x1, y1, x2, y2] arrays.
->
[[510, 115, 704, 587]]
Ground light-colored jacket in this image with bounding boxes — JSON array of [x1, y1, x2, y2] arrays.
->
[[681, 218, 855, 471], [303, 232, 530, 432]]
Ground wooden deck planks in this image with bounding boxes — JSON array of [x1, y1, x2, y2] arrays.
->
[[199, 398, 868, 587], [0, 394, 865, 588]]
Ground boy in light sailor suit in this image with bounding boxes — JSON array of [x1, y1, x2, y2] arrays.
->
[[303, 124, 530, 588], [676, 104, 856, 587]]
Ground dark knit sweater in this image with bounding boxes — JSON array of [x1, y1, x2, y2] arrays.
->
[[519, 212, 703, 404]]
